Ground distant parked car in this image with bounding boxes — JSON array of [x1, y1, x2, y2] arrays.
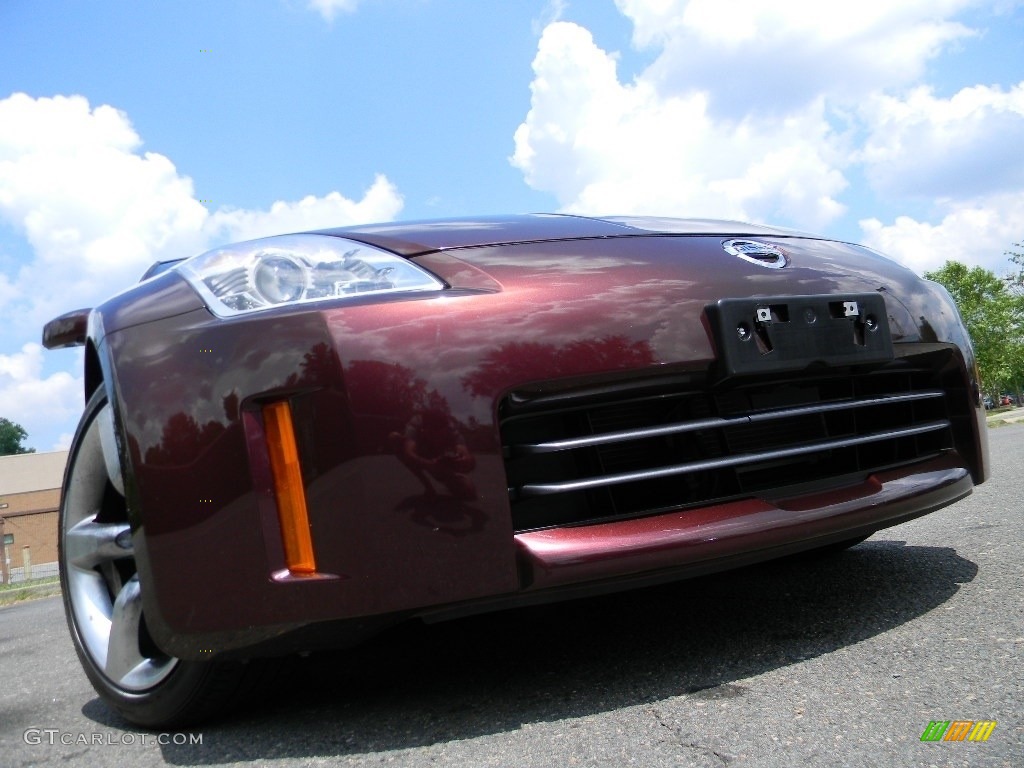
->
[[983, 395, 995, 410]]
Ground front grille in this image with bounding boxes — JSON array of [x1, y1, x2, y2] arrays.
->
[[501, 354, 960, 532]]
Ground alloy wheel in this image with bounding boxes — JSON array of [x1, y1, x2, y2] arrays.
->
[[61, 396, 178, 691]]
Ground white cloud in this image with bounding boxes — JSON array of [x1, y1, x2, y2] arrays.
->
[[0, 93, 404, 341], [513, 22, 848, 228], [0, 92, 404, 450], [860, 82, 1024, 199], [0, 93, 212, 343], [515, 1, 1023, 251], [0, 343, 83, 452], [0, 94, 208, 307], [860, 193, 1024, 275], [307, 0, 360, 22], [615, 0, 976, 114], [208, 175, 403, 243], [533, 0, 568, 35]]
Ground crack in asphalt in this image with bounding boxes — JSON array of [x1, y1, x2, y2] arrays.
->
[[651, 707, 735, 765]]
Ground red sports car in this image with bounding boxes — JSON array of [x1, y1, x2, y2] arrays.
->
[[43, 214, 989, 726]]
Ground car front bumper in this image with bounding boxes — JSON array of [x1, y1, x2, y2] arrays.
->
[[90, 243, 987, 659]]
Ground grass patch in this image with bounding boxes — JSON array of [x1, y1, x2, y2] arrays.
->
[[0, 575, 58, 592], [0, 577, 61, 606], [987, 405, 1015, 415]]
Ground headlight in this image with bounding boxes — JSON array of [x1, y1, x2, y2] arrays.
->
[[177, 234, 446, 317]]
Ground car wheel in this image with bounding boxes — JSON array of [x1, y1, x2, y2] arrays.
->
[[60, 389, 268, 728]]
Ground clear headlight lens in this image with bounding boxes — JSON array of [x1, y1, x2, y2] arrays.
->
[[177, 234, 445, 317]]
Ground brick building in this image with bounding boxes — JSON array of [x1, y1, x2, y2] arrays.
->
[[0, 450, 68, 584]]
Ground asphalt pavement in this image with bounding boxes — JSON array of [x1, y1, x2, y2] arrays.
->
[[1, 424, 1021, 767]]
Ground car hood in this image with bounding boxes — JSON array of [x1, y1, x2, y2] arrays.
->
[[403, 229, 959, 357], [313, 213, 824, 256], [142, 215, 827, 276]]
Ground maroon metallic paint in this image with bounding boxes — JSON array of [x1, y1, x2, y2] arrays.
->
[[515, 457, 971, 590], [317, 213, 824, 256], [42, 307, 90, 349], [66, 217, 987, 659]]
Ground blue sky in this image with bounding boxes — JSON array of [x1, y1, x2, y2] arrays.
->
[[2, 0, 1024, 452]]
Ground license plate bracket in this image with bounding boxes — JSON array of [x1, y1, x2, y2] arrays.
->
[[706, 293, 893, 376]]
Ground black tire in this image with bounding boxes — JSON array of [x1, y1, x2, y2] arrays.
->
[[60, 388, 270, 728]]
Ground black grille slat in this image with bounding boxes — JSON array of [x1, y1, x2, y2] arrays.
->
[[501, 359, 959, 532]]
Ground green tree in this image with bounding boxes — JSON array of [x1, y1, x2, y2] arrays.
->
[[1003, 241, 1024, 400], [1008, 241, 1024, 285], [0, 418, 36, 455], [924, 261, 1024, 398]]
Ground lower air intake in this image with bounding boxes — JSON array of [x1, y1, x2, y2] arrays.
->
[[501, 350, 964, 532]]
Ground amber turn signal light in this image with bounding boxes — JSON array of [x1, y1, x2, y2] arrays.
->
[[262, 400, 317, 574]]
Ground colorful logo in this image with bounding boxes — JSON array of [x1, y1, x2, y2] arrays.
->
[[920, 720, 997, 742]]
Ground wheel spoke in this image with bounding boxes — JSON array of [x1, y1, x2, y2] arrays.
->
[[104, 576, 148, 687], [63, 393, 178, 694], [65, 516, 133, 570]]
